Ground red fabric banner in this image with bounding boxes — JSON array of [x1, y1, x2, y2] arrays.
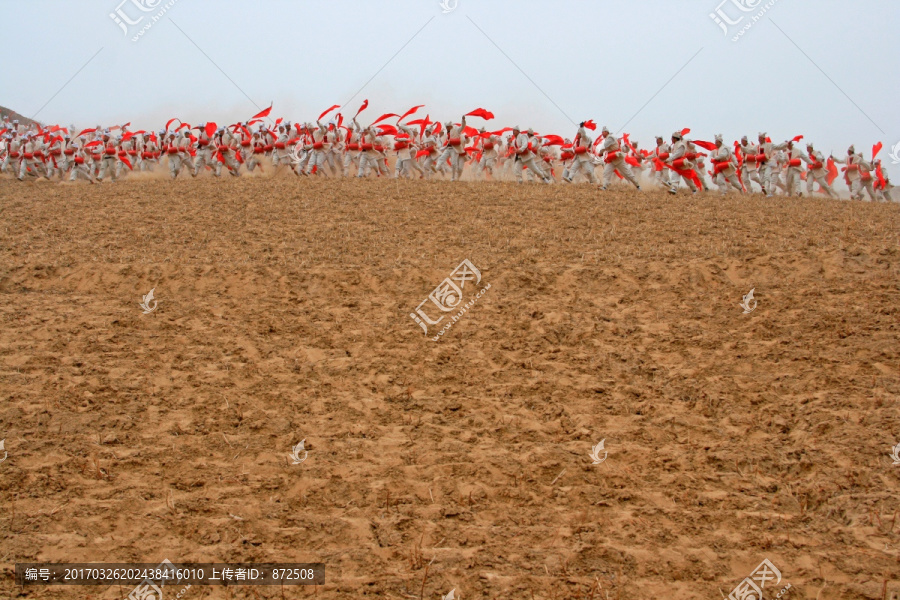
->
[[318, 105, 341, 121], [397, 105, 425, 123], [692, 140, 717, 151], [465, 108, 495, 120], [251, 104, 273, 120]]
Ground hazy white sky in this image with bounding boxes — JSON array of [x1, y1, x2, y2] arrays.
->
[[2, 0, 898, 164]]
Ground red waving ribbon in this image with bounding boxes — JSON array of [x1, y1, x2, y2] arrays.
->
[[692, 140, 717, 151], [397, 105, 425, 123], [408, 115, 431, 139], [875, 163, 886, 189], [664, 162, 702, 190], [318, 105, 341, 121], [826, 157, 839, 185], [372, 113, 399, 126], [620, 133, 638, 155], [542, 135, 564, 146], [251, 104, 273, 120], [465, 108, 495, 120]]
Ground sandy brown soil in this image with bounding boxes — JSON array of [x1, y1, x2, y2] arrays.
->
[[0, 174, 898, 600]]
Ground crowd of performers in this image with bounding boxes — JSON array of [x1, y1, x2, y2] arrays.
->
[[0, 103, 893, 200]]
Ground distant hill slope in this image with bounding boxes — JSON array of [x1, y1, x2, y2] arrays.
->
[[0, 105, 40, 128]]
